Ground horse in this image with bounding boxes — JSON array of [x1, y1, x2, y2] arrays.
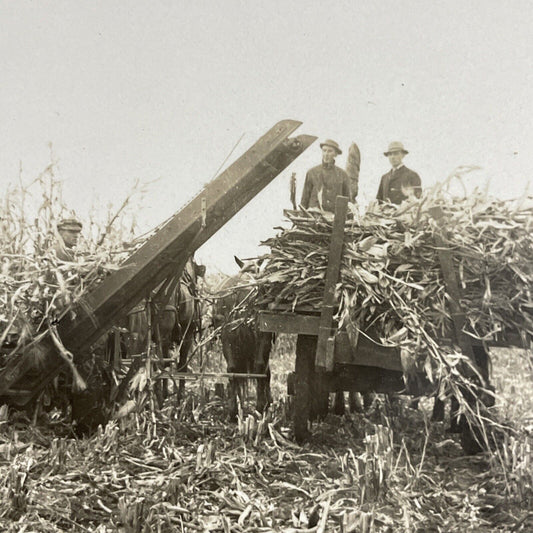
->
[[212, 257, 274, 420], [116, 256, 205, 403]]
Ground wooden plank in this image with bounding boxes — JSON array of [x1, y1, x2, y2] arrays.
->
[[434, 234, 473, 355], [334, 331, 402, 371], [154, 372, 268, 380], [315, 196, 349, 371], [0, 122, 317, 399], [325, 337, 335, 370], [259, 310, 401, 371], [438, 334, 527, 349], [258, 311, 319, 335]]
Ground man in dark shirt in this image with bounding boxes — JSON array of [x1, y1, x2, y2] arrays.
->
[[376, 142, 422, 205], [301, 139, 351, 212]]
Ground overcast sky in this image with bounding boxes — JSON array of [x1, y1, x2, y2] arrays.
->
[[1, 1, 532, 273]]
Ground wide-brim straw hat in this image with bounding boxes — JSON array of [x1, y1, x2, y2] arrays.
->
[[57, 218, 83, 232], [320, 139, 342, 155], [384, 141, 408, 156]]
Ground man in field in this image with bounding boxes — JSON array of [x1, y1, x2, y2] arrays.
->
[[300, 139, 352, 211], [53, 218, 83, 261], [376, 142, 422, 204]]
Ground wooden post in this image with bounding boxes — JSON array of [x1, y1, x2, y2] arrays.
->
[[315, 196, 349, 371], [427, 206, 474, 359], [428, 206, 483, 449]]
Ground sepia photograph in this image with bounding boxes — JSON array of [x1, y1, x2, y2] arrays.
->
[[0, 1, 532, 531]]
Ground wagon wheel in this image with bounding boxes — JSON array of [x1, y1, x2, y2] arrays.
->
[[311, 374, 329, 421], [294, 334, 318, 442], [457, 345, 493, 455]]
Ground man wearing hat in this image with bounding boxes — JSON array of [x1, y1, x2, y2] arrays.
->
[[376, 142, 422, 205], [53, 218, 83, 261], [300, 139, 352, 212]]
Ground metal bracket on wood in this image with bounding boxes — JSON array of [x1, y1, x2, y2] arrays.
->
[[201, 197, 207, 228], [315, 195, 349, 371]]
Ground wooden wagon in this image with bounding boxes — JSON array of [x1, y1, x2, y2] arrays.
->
[[257, 196, 523, 452]]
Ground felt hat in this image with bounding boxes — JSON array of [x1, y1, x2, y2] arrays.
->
[[320, 139, 342, 155], [384, 141, 408, 156]]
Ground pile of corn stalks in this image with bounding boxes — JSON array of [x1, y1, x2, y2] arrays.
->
[[251, 175, 532, 448], [256, 180, 533, 351]]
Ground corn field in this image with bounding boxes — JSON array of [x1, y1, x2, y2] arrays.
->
[[0, 167, 532, 532]]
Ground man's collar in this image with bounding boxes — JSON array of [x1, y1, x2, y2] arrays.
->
[[391, 164, 404, 172], [322, 161, 335, 169]]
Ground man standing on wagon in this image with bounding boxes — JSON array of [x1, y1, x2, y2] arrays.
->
[[376, 142, 422, 204], [300, 139, 353, 211]]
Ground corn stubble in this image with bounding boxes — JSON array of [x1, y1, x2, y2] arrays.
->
[[1, 388, 531, 532]]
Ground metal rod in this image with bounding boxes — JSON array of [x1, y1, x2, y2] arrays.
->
[[153, 372, 268, 380]]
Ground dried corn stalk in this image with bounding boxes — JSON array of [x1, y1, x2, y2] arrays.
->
[[345, 142, 361, 200], [0, 165, 144, 362]]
